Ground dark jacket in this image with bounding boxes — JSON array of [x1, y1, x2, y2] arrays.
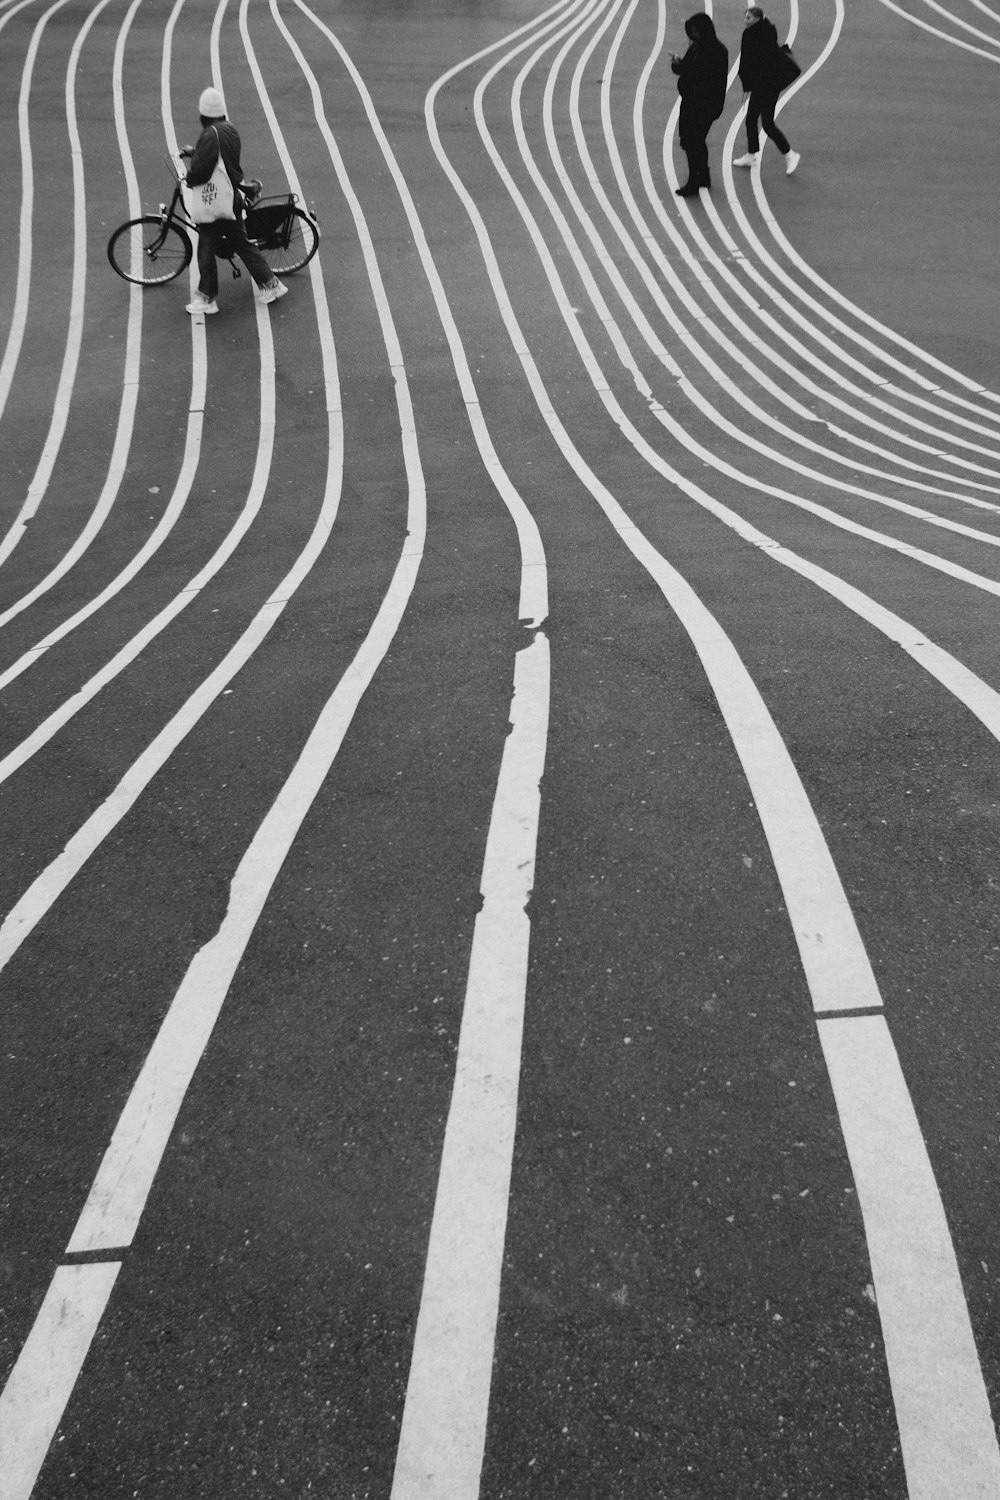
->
[[738, 16, 782, 93], [671, 14, 729, 120], [185, 119, 244, 204]]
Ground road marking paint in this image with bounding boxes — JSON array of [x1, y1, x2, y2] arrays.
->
[[0, 0, 161, 653], [0, 2, 423, 1480], [818, 1015, 1000, 1498], [468, 3, 1000, 649], [59, 0, 425, 1256], [0, 0, 64, 443], [515, 0, 1000, 570], [391, 633, 549, 1499], [0, 2, 278, 762], [0, 1261, 122, 1500], [430, 27, 1000, 1492], [290, 0, 551, 628], [726, 0, 1000, 404], [0, 0, 115, 570], [642, 7, 1000, 433], [609, 3, 1000, 482], [285, 8, 558, 1488]]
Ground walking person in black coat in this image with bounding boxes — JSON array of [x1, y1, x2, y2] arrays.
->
[[670, 12, 729, 197], [734, 6, 800, 174]]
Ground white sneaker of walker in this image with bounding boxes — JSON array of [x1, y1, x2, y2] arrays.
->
[[785, 150, 801, 175], [733, 152, 759, 167], [259, 280, 288, 305]]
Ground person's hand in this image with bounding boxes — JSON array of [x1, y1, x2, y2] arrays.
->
[[179, 145, 193, 159]]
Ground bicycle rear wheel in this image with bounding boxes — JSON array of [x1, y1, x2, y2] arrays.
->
[[107, 217, 192, 285], [256, 207, 319, 275]]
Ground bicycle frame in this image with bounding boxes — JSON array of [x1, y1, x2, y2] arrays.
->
[[155, 178, 298, 252], [157, 180, 196, 234]]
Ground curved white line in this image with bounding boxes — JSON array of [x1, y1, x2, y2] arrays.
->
[[0, 0, 252, 754], [4, 0, 428, 1453], [488, 3, 1000, 611], [0, 0, 335, 961], [541, 0, 1000, 548], [427, 19, 1000, 1494], [287, 0, 553, 626], [644, 13, 1000, 446], [0, 0, 146, 640], [742, 0, 1000, 402], [0, 0, 114, 569], [0, 0, 76, 488], [915, 0, 1000, 47], [272, 4, 561, 1491]]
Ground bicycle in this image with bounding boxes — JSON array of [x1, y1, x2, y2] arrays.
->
[[107, 160, 319, 286]]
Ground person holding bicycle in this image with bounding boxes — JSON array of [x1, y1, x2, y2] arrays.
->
[[182, 87, 288, 316]]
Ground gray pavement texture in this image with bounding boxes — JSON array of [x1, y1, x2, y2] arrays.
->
[[2, 0, 1000, 1495]]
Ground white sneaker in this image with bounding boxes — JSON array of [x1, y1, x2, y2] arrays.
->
[[258, 279, 288, 306], [733, 152, 759, 167], [185, 292, 218, 315], [785, 150, 801, 176]]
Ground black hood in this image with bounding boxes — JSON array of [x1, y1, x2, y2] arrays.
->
[[684, 12, 720, 41]]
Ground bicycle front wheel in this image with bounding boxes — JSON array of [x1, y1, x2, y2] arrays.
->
[[259, 208, 319, 275], [107, 217, 192, 285]]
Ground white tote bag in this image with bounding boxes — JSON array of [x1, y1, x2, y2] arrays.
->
[[189, 128, 236, 224]]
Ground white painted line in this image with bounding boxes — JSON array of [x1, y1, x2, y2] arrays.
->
[[0, 31, 336, 972], [0, 16, 419, 1480], [0, 0, 159, 655], [55, 0, 422, 1256], [0, 1261, 122, 1500], [428, 32, 1000, 1496], [469, 2, 1000, 616], [523, 0, 1000, 555], [65, 474, 422, 1252], [879, 0, 1000, 59], [427, 0, 1000, 1010], [0, 0, 297, 767], [291, 0, 552, 628], [0, 0, 63, 440], [0, 0, 113, 570], [818, 1015, 1000, 1498], [733, 0, 1000, 402], [391, 632, 550, 1500]]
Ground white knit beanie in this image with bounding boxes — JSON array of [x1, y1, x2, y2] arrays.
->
[[198, 86, 226, 117]]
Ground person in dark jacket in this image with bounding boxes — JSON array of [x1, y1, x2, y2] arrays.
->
[[182, 86, 288, 316], [670, 13, 729, 197], [734, 7, 800, 174]]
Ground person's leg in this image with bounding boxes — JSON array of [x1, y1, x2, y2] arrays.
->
[[196, 228, 219, 298], [687, 118, 711, 187], [745, 94, 762, 154], [758, 90, 790, 154], [227, 221, 281, 290], [187, 227, 220, 312], [677, 107, 711, 192]]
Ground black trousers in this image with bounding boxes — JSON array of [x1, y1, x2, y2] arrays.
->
[[196, 219, 273, 298], [745, 88, 790, 154], [678, 103, 718, 187]]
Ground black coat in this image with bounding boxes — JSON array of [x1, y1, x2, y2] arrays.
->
[[738, 17, 782, 93], [672, 27, 729, 120], [185, 120, 244, 199]]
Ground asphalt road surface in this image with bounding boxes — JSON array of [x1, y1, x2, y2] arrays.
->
[[2, 0, 1000, 1495]]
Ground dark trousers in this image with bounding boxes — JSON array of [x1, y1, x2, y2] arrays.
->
[[196, 219, 274, 298], [745, 89, 790, 154], [678, 104, 717, 187]]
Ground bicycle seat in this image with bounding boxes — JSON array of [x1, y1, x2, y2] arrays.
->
[[240, 179, 263, 204]]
